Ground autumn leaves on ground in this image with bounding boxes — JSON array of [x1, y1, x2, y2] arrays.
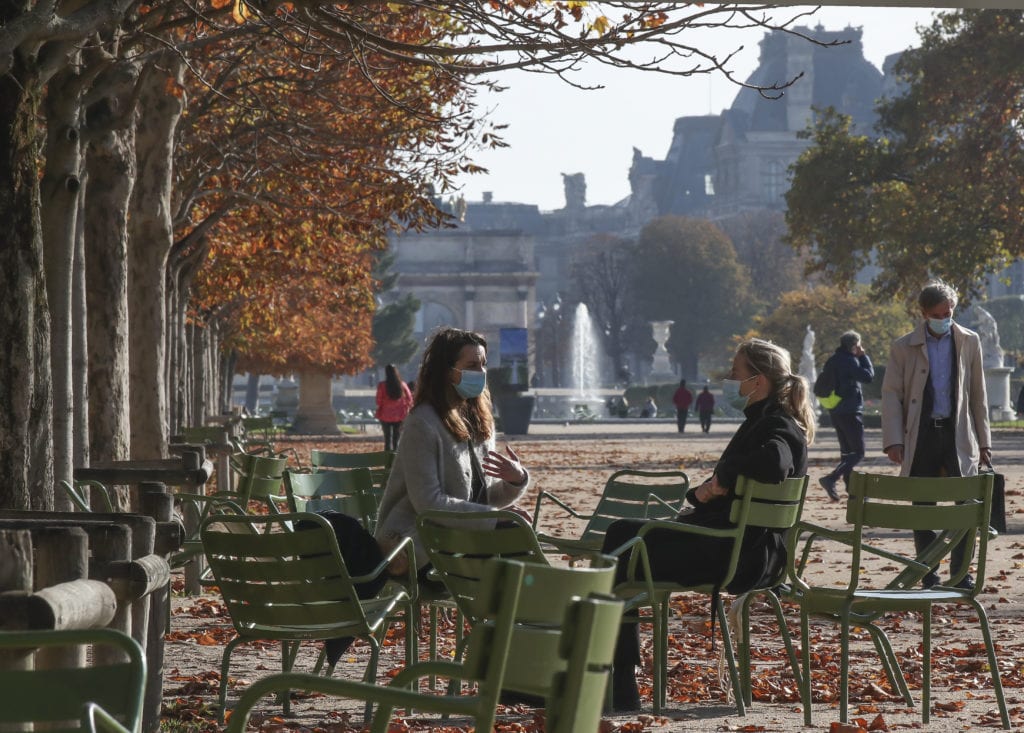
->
[[162, 433, 1024, 732]]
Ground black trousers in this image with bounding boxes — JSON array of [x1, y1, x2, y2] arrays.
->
[[825, 412, 865, 488], [382, 421, 401, 451], [675, 409, 689, 433], [602, 518, 731, 673], [699, 410, 712, 433], [910, 421, 969, 578]]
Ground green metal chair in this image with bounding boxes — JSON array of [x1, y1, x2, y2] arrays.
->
[[224, 558, 623, 733], [310, 448, 394, 496], [416, 509, 551, 688], [0, 627, 146, 732], [283, 467, 378, 531], [200, 512, 417, 724], [532, 469, 689, 559], [60, 479, 114, 513], [792, 471, 1009, 729], [614, 474, 809, 714], [418, 509, 615, 701]]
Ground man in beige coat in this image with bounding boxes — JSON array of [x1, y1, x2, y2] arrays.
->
[[882, 281, 991, 589]]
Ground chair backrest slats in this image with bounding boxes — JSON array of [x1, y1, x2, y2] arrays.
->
[[284, 469, 377, 528], [310, 449, 394, 496], [845, 472, 994, 593], [0, 628, 145, 730], [582, 470, 689, 545], [202, 513, 371, 634], [546, 596, 622, 733], [456, 559, 617, 700]]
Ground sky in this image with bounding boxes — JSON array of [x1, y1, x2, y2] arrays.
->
[[451, 6, 941, 212]]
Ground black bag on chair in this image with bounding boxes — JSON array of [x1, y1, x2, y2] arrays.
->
[[982, 466, 1007, 534]]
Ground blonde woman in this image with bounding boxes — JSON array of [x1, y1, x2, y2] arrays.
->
[[605, 338, 815, 711]]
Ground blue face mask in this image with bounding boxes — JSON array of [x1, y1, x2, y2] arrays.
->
[[454, 368, 487, 399], [721, 375, 757, 411], [928, 317, 953, 336]]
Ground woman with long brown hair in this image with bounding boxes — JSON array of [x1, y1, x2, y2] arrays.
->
[[374, 327, 531, 587]]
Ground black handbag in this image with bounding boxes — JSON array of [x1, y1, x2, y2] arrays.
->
[[981, 465, 1007, 534]]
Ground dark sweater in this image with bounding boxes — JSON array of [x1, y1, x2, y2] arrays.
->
[[828, 348, 874, 415], [681, 397, 808, 591]]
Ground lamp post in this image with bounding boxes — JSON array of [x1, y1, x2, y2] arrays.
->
[[550, 294, 563, 388]]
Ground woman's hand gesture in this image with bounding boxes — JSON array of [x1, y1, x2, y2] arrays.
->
[[482, 444, 527, 485]]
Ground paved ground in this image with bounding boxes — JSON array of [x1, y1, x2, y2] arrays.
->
[[165, 421, 1024, 731]]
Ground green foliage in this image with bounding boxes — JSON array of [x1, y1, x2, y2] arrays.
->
[[372, 294, 421, 368], [631, 216, 756, 377], [786, 10, 1024, 303], [751, 285, 914, 369]]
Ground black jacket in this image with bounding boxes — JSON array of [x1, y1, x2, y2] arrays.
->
[[681, 397, 808, 591], [827, 348, 874, 415]]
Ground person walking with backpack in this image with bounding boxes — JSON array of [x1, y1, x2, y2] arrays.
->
[[817, 331, 874, 501]]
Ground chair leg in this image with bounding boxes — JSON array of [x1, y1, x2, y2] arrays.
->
[[922, 606, 931, 725], [743, 590, 802, 708], [970, 600, 1011, 730], [840, 608, 851, 724], [279, 640, 301, 716], [652, 594, 668, 714], [800, 609, 813, 726], [218, 636, 246, 724], [865, 624, 913, 705], [363, 636, 382, 724], [715, 597, 745, 715]]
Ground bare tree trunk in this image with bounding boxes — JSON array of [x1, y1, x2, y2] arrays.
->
[[0, 42, 54, 511], [128, 59, 184, 460], [72, 193, 90, 468], [85, 122, 135, 466], [42, 67, 85, 502]]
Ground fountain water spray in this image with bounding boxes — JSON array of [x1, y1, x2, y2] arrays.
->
[[571, 303, 601, 400]]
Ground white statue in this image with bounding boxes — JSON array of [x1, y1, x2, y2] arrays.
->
[[798, 324, 817, 388], [973, 306, 1004, 369]]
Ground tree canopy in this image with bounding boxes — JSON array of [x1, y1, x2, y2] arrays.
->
[[631, 216, 755, 378], [785, 10, 1024, 303], [750, 285, 914, 369]]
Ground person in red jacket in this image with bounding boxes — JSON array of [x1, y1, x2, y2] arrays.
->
[[695, 384, 715, 433], [672, 379, 693, 433], [376, 364, 414, 451]]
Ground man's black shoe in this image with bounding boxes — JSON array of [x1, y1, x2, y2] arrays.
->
[[953, 575, 975, 591], [498, 690, 545, 708], [819, 476, 840, 502], [922, 572, 940, 589]]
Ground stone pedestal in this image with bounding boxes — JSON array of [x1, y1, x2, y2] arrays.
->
[[985, 366, 1016, 422], [289, 371, 341, 435], [648, 320, 676, 384]]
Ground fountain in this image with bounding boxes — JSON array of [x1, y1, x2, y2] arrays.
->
[[569, 303, 604, 418]]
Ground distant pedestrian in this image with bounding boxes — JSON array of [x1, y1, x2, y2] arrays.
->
[[640, 396, 658, 418], [1017, 383, 1024, 417], [695, 385, 715, 433], [375, 364, 414, 451], [672, 379, 694, 433], [818, 331, 874, 502]]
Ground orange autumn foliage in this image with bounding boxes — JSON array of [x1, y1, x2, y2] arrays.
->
[[179, 10, 485, 374]]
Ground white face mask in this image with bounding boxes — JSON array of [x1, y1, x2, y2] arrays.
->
[[722, 375, 757, 410]]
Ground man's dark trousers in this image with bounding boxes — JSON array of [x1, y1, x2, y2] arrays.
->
[[825, 412, 865, 488], [676, 409, 689, 433], [910, 419, 969, 579]]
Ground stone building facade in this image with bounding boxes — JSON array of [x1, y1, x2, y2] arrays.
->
[[382, 24, 1021, 384]]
